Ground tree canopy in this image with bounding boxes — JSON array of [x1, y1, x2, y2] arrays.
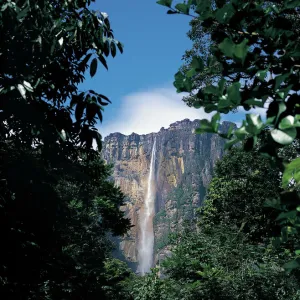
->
[[0, 0, 131, 298], [158, 0, 300, 271]]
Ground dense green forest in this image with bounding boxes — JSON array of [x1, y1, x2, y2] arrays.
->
[[1, 0, 300, 299]]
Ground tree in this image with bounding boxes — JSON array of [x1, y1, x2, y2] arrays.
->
[[0, 0, 131, 298], [158, 0, 300, 270], [199, 146, 282, 242], [179, 3, 222, 107], [160, 226, 300, 300]]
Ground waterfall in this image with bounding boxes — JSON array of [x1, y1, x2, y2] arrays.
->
[[138, 137, 157, 275]]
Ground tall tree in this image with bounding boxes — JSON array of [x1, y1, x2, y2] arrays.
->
[[158, 0, 300, 270], [0, 0, 131, 298]]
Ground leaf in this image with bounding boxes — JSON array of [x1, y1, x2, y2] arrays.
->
[[191, 56, 204, 72], [279, 115, 295, 130], [195, 119, 215, 133], [98, 94, 111, 103], [271, 128, 297, 145], [75, 102, 86, 121], [167, 10, 178, 14], [175, 3, 189, 14], [90, 58, 98, 77], [79, 53, 92, 69], [98, 55, 108, 70], [186, 68, 197, 78], [94, 131, 102, 151], [219, 38, 234, 57], [275, 73, 290, 90], [284, 0, 300, 9], [227, 82, 241, 105], [103, 39, 110, 57], [58, 37, 64, 46], [116, 41, 124, 54], [23, 81, 33, 92], [244, 99, 264, 108], [256, 69, 268, 81], [224, 138, 239, 149], [219, 38, 249, 63], [282, 157, 300, 188], [211, 112, 220, 132], [234, 39, 249, 64], [17, 84, 26, 99], [215, 3, 235, 24], [111, 42, 117, 58], [245, 114, 263, 135], [156, 0, 173, 8]]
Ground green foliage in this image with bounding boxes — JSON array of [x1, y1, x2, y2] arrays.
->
[[199, 146, 282, 242], [159, 0, 300, 270], [161, 226, 300, 300], [0, 0, 131, 298], [130, 268, 180, 300], [0, 0, 122, 153]]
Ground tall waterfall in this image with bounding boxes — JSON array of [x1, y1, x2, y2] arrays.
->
[[138, 138, 157, 275]]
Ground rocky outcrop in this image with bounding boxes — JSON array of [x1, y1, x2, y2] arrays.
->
[[102, 119, 232, 267]]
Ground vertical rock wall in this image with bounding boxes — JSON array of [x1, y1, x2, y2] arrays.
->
[[102, 119, 232, 266]]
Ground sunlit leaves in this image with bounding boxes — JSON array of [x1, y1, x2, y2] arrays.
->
[[282, 157, 300, 188], [271, 128, 297, 145]]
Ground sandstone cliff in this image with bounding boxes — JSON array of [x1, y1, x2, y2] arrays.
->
[[102, 119, 232, 267]]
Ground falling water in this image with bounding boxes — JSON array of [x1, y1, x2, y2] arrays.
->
[[138, 137, 157, 275]]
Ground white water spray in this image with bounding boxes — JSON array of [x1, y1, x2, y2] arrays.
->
[[138, 137, 157, 275]]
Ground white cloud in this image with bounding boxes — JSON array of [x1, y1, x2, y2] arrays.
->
[[99, 87, 212, 138], [98, 87, 271, 139]]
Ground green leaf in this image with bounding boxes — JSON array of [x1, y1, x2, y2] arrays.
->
[[279, 115, 295, 130], [98, 54, 108, 70], [186, 68, 197, 78], [195, 1, 212, 20], [282, 157, 300, 188], [275, 73, 290, 90], [175, 3, 189, 14], [195, 119, 214, 133], [111, 42, 117, 58], [224, 138, 239, 149], [284, 258, 300, 272], [116, 41, 124, 54], [211, 113, 221, 132], [94, 132, 102, 151], [219, 38, 249, 63], [284, 0, 300, 9], [191, 56, 204, 72], [156, 0, 173, 8], [256, 69, 268, 81], [234, 39, 249, 64], [244, 99, 265, 107], [245, 114, 263, 135], [276, 210, 297, 221], [219, 38, 234, 57], [90, 58, 98, 77], [271, 128, 297, 145], [215, 3, 235, 24], [227, 82, 241, 105]]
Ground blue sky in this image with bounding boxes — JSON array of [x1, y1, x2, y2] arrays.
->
[[80, 1, 263, 138]]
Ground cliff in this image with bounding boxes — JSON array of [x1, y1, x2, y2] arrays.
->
[[102, 119, 232, 267]]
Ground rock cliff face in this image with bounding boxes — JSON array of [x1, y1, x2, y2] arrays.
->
[[102, 119, 232, 267]]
